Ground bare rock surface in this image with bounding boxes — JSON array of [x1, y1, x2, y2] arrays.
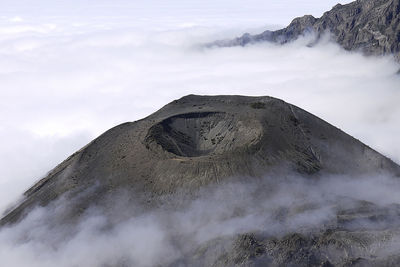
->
[[212, 0, 400, 60]]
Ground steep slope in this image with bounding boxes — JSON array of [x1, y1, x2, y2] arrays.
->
[[213, 0, 400, 60], [1, 95, 400, 266]]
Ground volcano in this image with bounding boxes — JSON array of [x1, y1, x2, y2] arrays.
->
[[2, 95, 400, 266]]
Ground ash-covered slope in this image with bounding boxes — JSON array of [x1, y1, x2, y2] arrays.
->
[[1, 95, 400, 266], [2, 95, 397, 225], [213, 0, 400, 60]]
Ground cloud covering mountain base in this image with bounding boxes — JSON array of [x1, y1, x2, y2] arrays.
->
[[1, 1, 400, 266], [2, 172, 400, 266]]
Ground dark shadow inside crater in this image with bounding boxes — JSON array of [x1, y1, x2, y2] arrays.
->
[[146, 112, 246, 157]]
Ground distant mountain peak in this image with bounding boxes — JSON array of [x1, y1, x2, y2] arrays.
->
[[212, 0, 400, 60]]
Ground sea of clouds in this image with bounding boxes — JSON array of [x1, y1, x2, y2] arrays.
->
[[1, 0, 370, 213], [1, 0, 400, 265]]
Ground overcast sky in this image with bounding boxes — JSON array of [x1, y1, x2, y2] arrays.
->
[[1, 0, 398, 214], [2, 1, 352, 24]]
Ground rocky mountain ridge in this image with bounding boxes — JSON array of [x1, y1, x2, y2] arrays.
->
[[213, 0, 400, 60]]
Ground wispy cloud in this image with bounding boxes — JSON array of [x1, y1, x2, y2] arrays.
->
[[2, 171, 400, 266]]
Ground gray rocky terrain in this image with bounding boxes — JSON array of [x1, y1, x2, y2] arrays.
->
[[212, 0, 400, 60], [2, 95, 400, 266]]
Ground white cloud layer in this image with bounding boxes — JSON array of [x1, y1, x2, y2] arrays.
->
[[0, 0, 367, 213], [0, 1, 399, 265]]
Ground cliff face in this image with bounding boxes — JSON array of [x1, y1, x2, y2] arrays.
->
[[214, 0, 400, 60], [1, 95, 400, 266]]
